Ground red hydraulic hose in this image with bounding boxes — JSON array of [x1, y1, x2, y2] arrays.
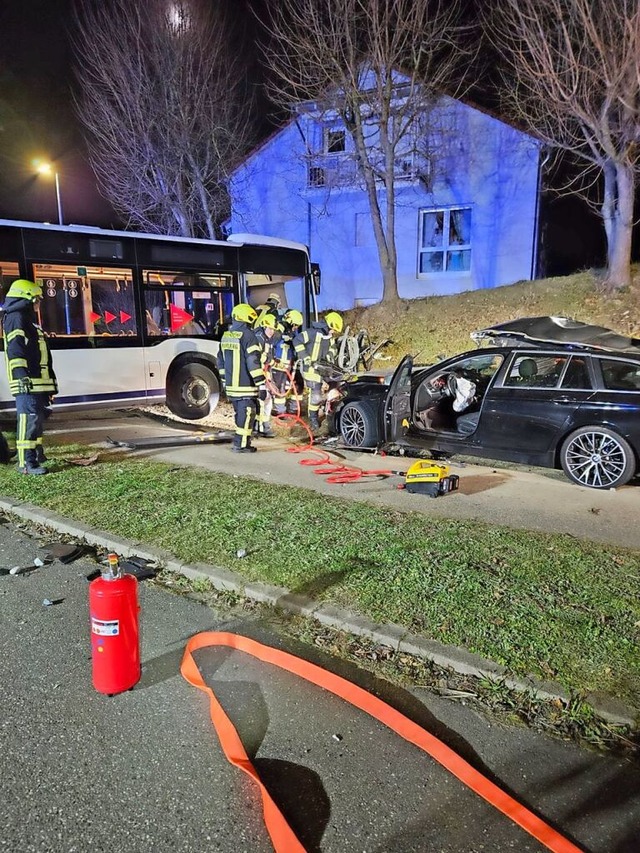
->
[[181, 631, 583, 853]]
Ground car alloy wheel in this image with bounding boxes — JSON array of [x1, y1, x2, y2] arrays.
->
[[560, 427, 636, 489], [339, 400, 379, 448]]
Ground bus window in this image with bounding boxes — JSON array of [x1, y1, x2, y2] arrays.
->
[[33, 263, 137, 337], [0, 261, 20, 305], [246, 273, 305, 317], [142, 270, 234, 339]]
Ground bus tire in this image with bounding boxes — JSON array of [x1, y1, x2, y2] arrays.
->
[[167, 363, 220, 420]]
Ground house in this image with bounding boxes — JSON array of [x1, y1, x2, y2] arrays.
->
[[228, 89, 541, 311]]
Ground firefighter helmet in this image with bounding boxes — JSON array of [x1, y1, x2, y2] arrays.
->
[[283, 309, 303, 327], [256, 312, 277, 329], [325, 311, 343, 333], [6, 279, 43, 301], [266, 292, 281, 307], [231, 303, 258, 324]]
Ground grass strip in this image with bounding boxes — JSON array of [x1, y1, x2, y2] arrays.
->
[[1, 448, 639, 707]]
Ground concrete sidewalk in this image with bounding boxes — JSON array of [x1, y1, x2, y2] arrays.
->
[[46, 409, 640, 552]]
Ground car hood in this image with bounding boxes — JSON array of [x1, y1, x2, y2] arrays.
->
[[472, 316, 640, 353]]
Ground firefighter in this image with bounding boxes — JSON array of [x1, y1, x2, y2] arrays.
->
[[255, 292, 282, 328], [253, 313, 279, 438], [2, 278, 57, 475], [293, 311, 343, 431], [272, 308, 304, 416], [217, 303, 266, 453]]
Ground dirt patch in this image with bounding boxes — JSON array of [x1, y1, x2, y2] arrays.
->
[[457, 472, 511, 495]]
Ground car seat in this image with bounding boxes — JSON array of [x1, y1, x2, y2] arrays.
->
[[517, 358, 538, 383]]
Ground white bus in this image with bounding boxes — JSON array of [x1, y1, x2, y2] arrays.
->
[[0, 219, 320, 420]]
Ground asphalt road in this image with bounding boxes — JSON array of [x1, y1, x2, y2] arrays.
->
[[1, 508, 640, 852], [43, 408, 640, 552]]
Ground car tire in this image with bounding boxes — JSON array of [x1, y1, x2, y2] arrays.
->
[[560, 426, 636, 489], [167, 363, 220, 420], [338, 400, 380, 448]]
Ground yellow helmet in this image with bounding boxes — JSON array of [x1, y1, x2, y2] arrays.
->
[[256, 312, 277, 329], [232, 303, 258, 324], [325, 311, 343, 333], [6, 279, 43, 301], [283, 309, 303, 327]]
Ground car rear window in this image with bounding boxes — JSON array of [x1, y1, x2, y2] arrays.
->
[[599, 358, 640, 391], [560, 356, 592, 389], [504, 354, 568, 388]]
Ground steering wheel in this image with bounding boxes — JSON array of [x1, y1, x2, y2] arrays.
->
[[446, 373, 458, 397]]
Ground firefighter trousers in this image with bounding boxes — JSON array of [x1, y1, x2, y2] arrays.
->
[[15, 392, 48, 468], [231, 397, 257, 449]]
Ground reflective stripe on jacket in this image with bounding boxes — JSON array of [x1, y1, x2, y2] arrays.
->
[[2, 297, 57, 396], [217, 320, 265, 398], [293, 324, 336, 383]]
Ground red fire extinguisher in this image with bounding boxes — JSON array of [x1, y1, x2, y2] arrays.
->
[[89, 553, 141, 695]]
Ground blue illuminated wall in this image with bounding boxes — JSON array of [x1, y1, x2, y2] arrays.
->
[[228, 95, 540, 311]]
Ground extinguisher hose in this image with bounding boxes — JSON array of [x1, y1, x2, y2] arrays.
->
[[181, 631, 583, 853]]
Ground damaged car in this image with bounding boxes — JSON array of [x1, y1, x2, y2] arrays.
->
[[331, 316, 640, 490]]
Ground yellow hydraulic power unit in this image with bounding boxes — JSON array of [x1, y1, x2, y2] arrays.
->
[[404, 460, 460, 498]]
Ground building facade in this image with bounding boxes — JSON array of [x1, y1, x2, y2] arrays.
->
[[228, 93, 541, 311]]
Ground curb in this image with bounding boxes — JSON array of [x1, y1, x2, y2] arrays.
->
[[2, 496, 637, 730]]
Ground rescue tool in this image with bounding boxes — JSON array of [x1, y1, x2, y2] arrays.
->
[[404, 459, 460, 497], [89, 553, 141, 696]]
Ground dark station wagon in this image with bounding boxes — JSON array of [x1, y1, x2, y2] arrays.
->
[[332, 317, 640, 490]]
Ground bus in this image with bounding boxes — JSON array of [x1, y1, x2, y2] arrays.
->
[[0, 219, 320, 420]]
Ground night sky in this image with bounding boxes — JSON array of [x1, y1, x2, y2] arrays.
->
[[0, 0, 606, 272], [0, 0, 267, 228]]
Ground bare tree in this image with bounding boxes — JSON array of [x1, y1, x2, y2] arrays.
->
[[487, 0, 640, 290], [71, 0, 254, 238], [261, 0, 470, 303]]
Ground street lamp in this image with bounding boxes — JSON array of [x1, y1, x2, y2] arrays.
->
[[34, 161, 64, 225]]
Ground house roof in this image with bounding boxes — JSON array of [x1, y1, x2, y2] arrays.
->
[[230, 75, 539, 174]]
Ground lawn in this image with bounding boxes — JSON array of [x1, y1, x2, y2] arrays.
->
[[1, 447, 638, 709]]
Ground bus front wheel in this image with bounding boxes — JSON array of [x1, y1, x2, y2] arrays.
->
[[167, 363, 220, 420]]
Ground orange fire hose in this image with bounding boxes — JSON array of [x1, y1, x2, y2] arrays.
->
[[263, 367, 396, 484], [181, 631, 583, 853]]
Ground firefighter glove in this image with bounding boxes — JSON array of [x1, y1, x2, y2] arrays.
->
[[258, 387, 268, 401], [17, 377, 33, 395]]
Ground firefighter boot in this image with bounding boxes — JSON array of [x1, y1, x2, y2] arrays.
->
[[232, 437, 257, 454], [20, 451, 47, 475], [36, 446, 48, 464]]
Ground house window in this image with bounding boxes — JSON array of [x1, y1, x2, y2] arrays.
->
[[308, 166, 326, 188], [418, 207, 471, 274], [325, 128, 346, 155]]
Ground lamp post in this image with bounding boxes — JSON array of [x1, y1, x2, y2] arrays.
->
[[35, 161, 64, 225]]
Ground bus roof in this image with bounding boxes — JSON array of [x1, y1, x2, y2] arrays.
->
[[0, 218, 310, 256]]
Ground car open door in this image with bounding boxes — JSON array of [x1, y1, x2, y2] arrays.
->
[[383, 355, 413, 442]]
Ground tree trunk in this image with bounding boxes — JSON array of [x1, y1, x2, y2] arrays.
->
[[602, 160, 634, 291]]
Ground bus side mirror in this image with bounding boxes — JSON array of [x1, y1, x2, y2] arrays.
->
[[310, 263, 321, 295]]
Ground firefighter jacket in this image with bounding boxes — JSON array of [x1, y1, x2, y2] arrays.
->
[[217, 320, 265, 398], [271, 333, 294, 372], [254, 326, 282, 369], [2, 296, 57, 396], [293, 321, 336, 383]]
